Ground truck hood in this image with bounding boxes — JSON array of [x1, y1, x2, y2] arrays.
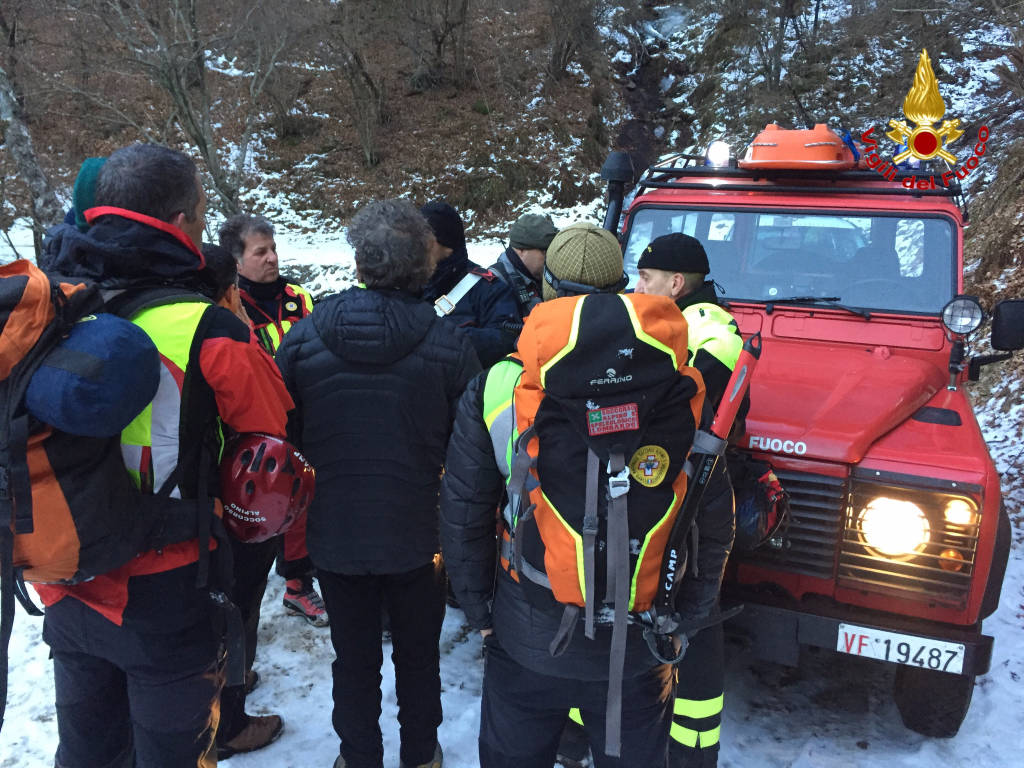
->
[[743, 341, 946, 463]]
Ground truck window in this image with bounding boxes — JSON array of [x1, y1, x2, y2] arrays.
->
[[623, 210, 735, 279], [623, 207, 955, 314]]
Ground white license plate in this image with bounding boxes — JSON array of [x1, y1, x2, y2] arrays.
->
[[836, 623, 965, 674]]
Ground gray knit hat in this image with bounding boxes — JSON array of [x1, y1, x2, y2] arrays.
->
[[542, 223, 625, 301], [509, 213, 558, 251]]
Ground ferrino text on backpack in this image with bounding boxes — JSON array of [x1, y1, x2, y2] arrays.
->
[[501, 291, 705, 757], [0, 259, 228, 731]]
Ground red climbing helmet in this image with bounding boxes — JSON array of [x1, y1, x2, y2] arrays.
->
[[219, 433, 316, 543]]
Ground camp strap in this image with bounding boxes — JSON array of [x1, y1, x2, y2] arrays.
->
[[9, 415, 31, 535], [512, 502, 543, 586], [605, 450, 630, 759], [12, 572, 41, 617], [506, 424, 537, 535], [549, 604, 580, 658], [0, 527, 13, 730], [582, 448, 600, 640], [692, 429, 727, 456], [689, 520, 700, 579], [503, 528, 550, 588], [433, 273, 482, 317], [210, 512, 246, 688]]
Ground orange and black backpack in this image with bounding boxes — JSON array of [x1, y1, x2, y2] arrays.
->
[[0, 259, 224, 729], [501, 291, 705, 755]]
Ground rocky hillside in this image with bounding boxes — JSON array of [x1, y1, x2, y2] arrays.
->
[[2, 2, 1022, 243]]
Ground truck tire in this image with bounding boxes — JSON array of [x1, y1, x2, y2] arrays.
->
[[893, 664, 974, 738]]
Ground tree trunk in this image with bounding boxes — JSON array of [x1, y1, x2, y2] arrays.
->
[[339, 42, 383, 167], [0, 63, 63, 257], [454, 0, 470, 85]]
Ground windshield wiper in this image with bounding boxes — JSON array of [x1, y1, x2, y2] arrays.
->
[[764, 296, 871, 320]]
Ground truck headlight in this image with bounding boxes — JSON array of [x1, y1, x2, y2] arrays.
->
[[857, 497, 931, 558], [941, 296, 983, 336], [943, 498, 977, 526]]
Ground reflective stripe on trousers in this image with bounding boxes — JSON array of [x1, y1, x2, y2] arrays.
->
[[671, 693, 723, 748]]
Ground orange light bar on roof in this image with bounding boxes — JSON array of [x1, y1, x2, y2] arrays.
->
[[739, 124, 857, 170]]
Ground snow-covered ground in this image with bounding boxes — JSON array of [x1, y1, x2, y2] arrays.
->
[[2, 223, 1023, 767]]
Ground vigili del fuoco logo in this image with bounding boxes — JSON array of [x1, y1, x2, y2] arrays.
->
[[858, 49, 989, 188]]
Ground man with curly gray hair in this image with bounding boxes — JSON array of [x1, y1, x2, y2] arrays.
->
[[275, 199, 480, 768]]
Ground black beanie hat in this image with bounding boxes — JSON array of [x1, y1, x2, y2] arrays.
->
[[637, 233, 710, 275], [420, 200, 467, 256]]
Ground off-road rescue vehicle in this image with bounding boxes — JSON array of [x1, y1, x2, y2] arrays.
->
[[599, 124, 1024, 737]]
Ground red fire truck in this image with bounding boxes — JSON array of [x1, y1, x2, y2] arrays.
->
[[600, 125, 1024, 737]]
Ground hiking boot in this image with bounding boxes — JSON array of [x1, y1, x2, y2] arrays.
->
[[244, 668, 259, 694], [399, 743, 443, 768], [217, 714, 284, 759], [283, 579, 329, 627]]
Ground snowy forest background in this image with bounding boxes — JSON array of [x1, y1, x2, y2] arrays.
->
[[2, 1, 1024, 766]]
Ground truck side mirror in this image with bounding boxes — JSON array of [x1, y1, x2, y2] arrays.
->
[[991, 299, 1024, 351]]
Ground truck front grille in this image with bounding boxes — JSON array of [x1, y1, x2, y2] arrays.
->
[[738, 470, 846, 579], [838, 486, 978, 606], [733, 469, 978, 607]]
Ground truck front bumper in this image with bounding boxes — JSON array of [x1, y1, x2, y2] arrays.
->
[[724, 595, 993, 677]]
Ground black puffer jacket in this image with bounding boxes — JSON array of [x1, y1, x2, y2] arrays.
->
[[275, 286, 480, 575]]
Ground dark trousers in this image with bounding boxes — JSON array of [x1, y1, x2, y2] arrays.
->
[[219, 534, 278, 741], [318, 559, 446, 768], [480, 637, 675, 768], [43, 590, 221, 768], [669, 622, 725, 768]]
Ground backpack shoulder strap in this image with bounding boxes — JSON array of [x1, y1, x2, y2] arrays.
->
[[104, 286, 212, 319], [433, 272, 482, 316]]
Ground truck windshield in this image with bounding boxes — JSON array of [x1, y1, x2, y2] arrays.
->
[[623, 207, 956, 314]]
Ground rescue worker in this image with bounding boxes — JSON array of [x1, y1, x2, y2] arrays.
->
[[200, 243, 250, 326], [441, 223, 731, 767], [420, 201, 520, 368], [634, 231, 744, 768], [636, 232, 746, 431], [216, 214, 326, 758], [36, 144, 293, 765], [218, 215, 325, 631], [488, 212, 559, 321], [276, 199, 480, 768], [554, 231, 743, 767]]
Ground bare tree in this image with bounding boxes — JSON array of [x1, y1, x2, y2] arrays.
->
[[0, 3, 62, 257], [752, 0, 798, 91], [316, 1, 388, 167], [398, 0, 473, 89], [544, 0, 609, 79], [60, 0, 291, 215]]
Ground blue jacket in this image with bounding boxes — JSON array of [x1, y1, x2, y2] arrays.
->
[[421, 252, 520, 368]]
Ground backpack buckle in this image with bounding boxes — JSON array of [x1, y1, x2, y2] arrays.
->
[[434, 295, 456, 316], [608, 465, 630, 498]]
